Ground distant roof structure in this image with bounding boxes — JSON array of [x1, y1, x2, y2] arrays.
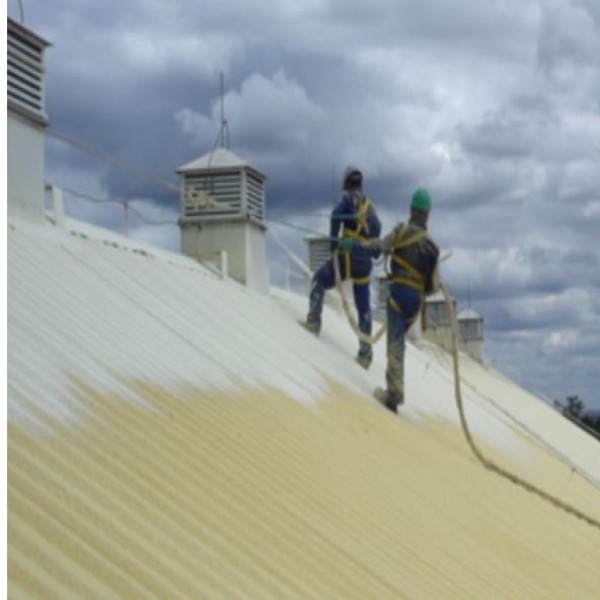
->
[[426, 290, 446, 303], [458, 308, 482, 320], [177, 147, 263, 174], [7, 17, 51, 125], [8, 210, 600, 597], [8, 16, 51, 50]]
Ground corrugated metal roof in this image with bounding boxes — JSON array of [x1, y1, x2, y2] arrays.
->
[[8, 214, 600, 598]]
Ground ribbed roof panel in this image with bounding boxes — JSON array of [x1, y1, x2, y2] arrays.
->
[[8, 215, 600, 598]]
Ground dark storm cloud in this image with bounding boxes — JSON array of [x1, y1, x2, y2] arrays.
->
[[458, 114, 540, 159], [573, 0, 600, 26]]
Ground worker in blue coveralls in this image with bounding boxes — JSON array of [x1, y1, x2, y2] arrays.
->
[[338, 188, 440, 412], [304, 166, 382, 369]]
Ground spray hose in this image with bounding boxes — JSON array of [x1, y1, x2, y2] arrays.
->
[[333, 247, 600, 531], [332, 249, 387, 345], [439, 282, 600, 531]]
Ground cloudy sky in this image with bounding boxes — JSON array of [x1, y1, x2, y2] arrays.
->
[[11, 0, 600, 409]]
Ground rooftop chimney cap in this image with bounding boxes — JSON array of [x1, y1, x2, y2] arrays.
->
[[177, 147, 265, 179], [458, 308, 482, 321], [8, 16, 51, 49]]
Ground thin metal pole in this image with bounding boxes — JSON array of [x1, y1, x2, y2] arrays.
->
[[220, 72, 225, 148], [124, 199, 129, 236]]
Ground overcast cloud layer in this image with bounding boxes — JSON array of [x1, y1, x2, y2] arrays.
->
[[13, 0, 600, 409]]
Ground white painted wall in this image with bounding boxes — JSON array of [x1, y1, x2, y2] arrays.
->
[[461, 339, 484, 362], [181, 220, 269, 293], [7, 112, 46, 221], [244, 222, 269, 293], [423, 325, 453, 352]]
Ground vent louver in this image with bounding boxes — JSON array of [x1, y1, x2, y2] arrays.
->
[[183, 171, 243, 219], [7, 18, 49, 124], [181, 167, 266, 223], [306, 237, 331, 273]]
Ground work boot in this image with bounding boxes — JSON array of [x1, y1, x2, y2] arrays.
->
[[356, 343, 373, 370], [356, 353, 371, 369], [373, 387, 403, 413], [301, 318, 321, 336]]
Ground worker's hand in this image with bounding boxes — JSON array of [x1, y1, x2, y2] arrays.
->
[[338, 237, 354, 254]]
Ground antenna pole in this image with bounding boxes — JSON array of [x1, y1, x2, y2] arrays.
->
[[220, 72, 226, 148], [467, 280, 471, 309], [332, 165, 336, 205], [17, 0, 25, 23]]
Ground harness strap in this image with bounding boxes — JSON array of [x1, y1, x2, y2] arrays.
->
[[353, 276, 370, 286], [399, 234, 426, 250], [388, 224, 428, 291], [342, 198, 372, 242], [340, 197, 373, 283], [392, 255, 423, 281], [355, 198, 371, 236], [342, 228, 369, 243], [390, 275, 425, 293]]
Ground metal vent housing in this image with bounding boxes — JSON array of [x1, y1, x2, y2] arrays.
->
[[7, 18, 50, 125]]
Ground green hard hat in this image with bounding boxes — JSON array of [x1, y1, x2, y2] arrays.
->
[[411, 188, 432, 212]]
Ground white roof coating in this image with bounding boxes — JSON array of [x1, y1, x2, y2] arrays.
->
[[6, 218, 524, 444], [177, 146, 259, 173], [8, 213, 600, 598]]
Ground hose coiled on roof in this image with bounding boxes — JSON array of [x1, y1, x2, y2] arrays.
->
[[440, 282, 600, 532], [333, 247, 600, 531]]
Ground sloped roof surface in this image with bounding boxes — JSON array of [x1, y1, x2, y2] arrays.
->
[[7, 215, 600, 598]]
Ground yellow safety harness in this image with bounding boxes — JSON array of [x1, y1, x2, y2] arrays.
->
[[340, 198, 372, 285], [389, 224, 427, 292], [386, 223, 428, 320]]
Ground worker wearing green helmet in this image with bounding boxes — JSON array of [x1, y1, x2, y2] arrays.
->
[[338, 187, 440, 412], [410, 188, 432, 212]]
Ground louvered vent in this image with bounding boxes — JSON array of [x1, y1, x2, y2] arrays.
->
[[183, 170, 243, 219], [7, 19, 48, 123], [306, 237, 331, 273], [246, 171, 265, 220], [182, 168, 266, 222], [425, 293, 455, 327], [459, 315, 484, 342], [377, 276, 390, 312]]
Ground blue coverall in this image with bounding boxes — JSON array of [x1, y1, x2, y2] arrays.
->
[[365, 221, 439, 405], [307, 190, 381, 362]]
